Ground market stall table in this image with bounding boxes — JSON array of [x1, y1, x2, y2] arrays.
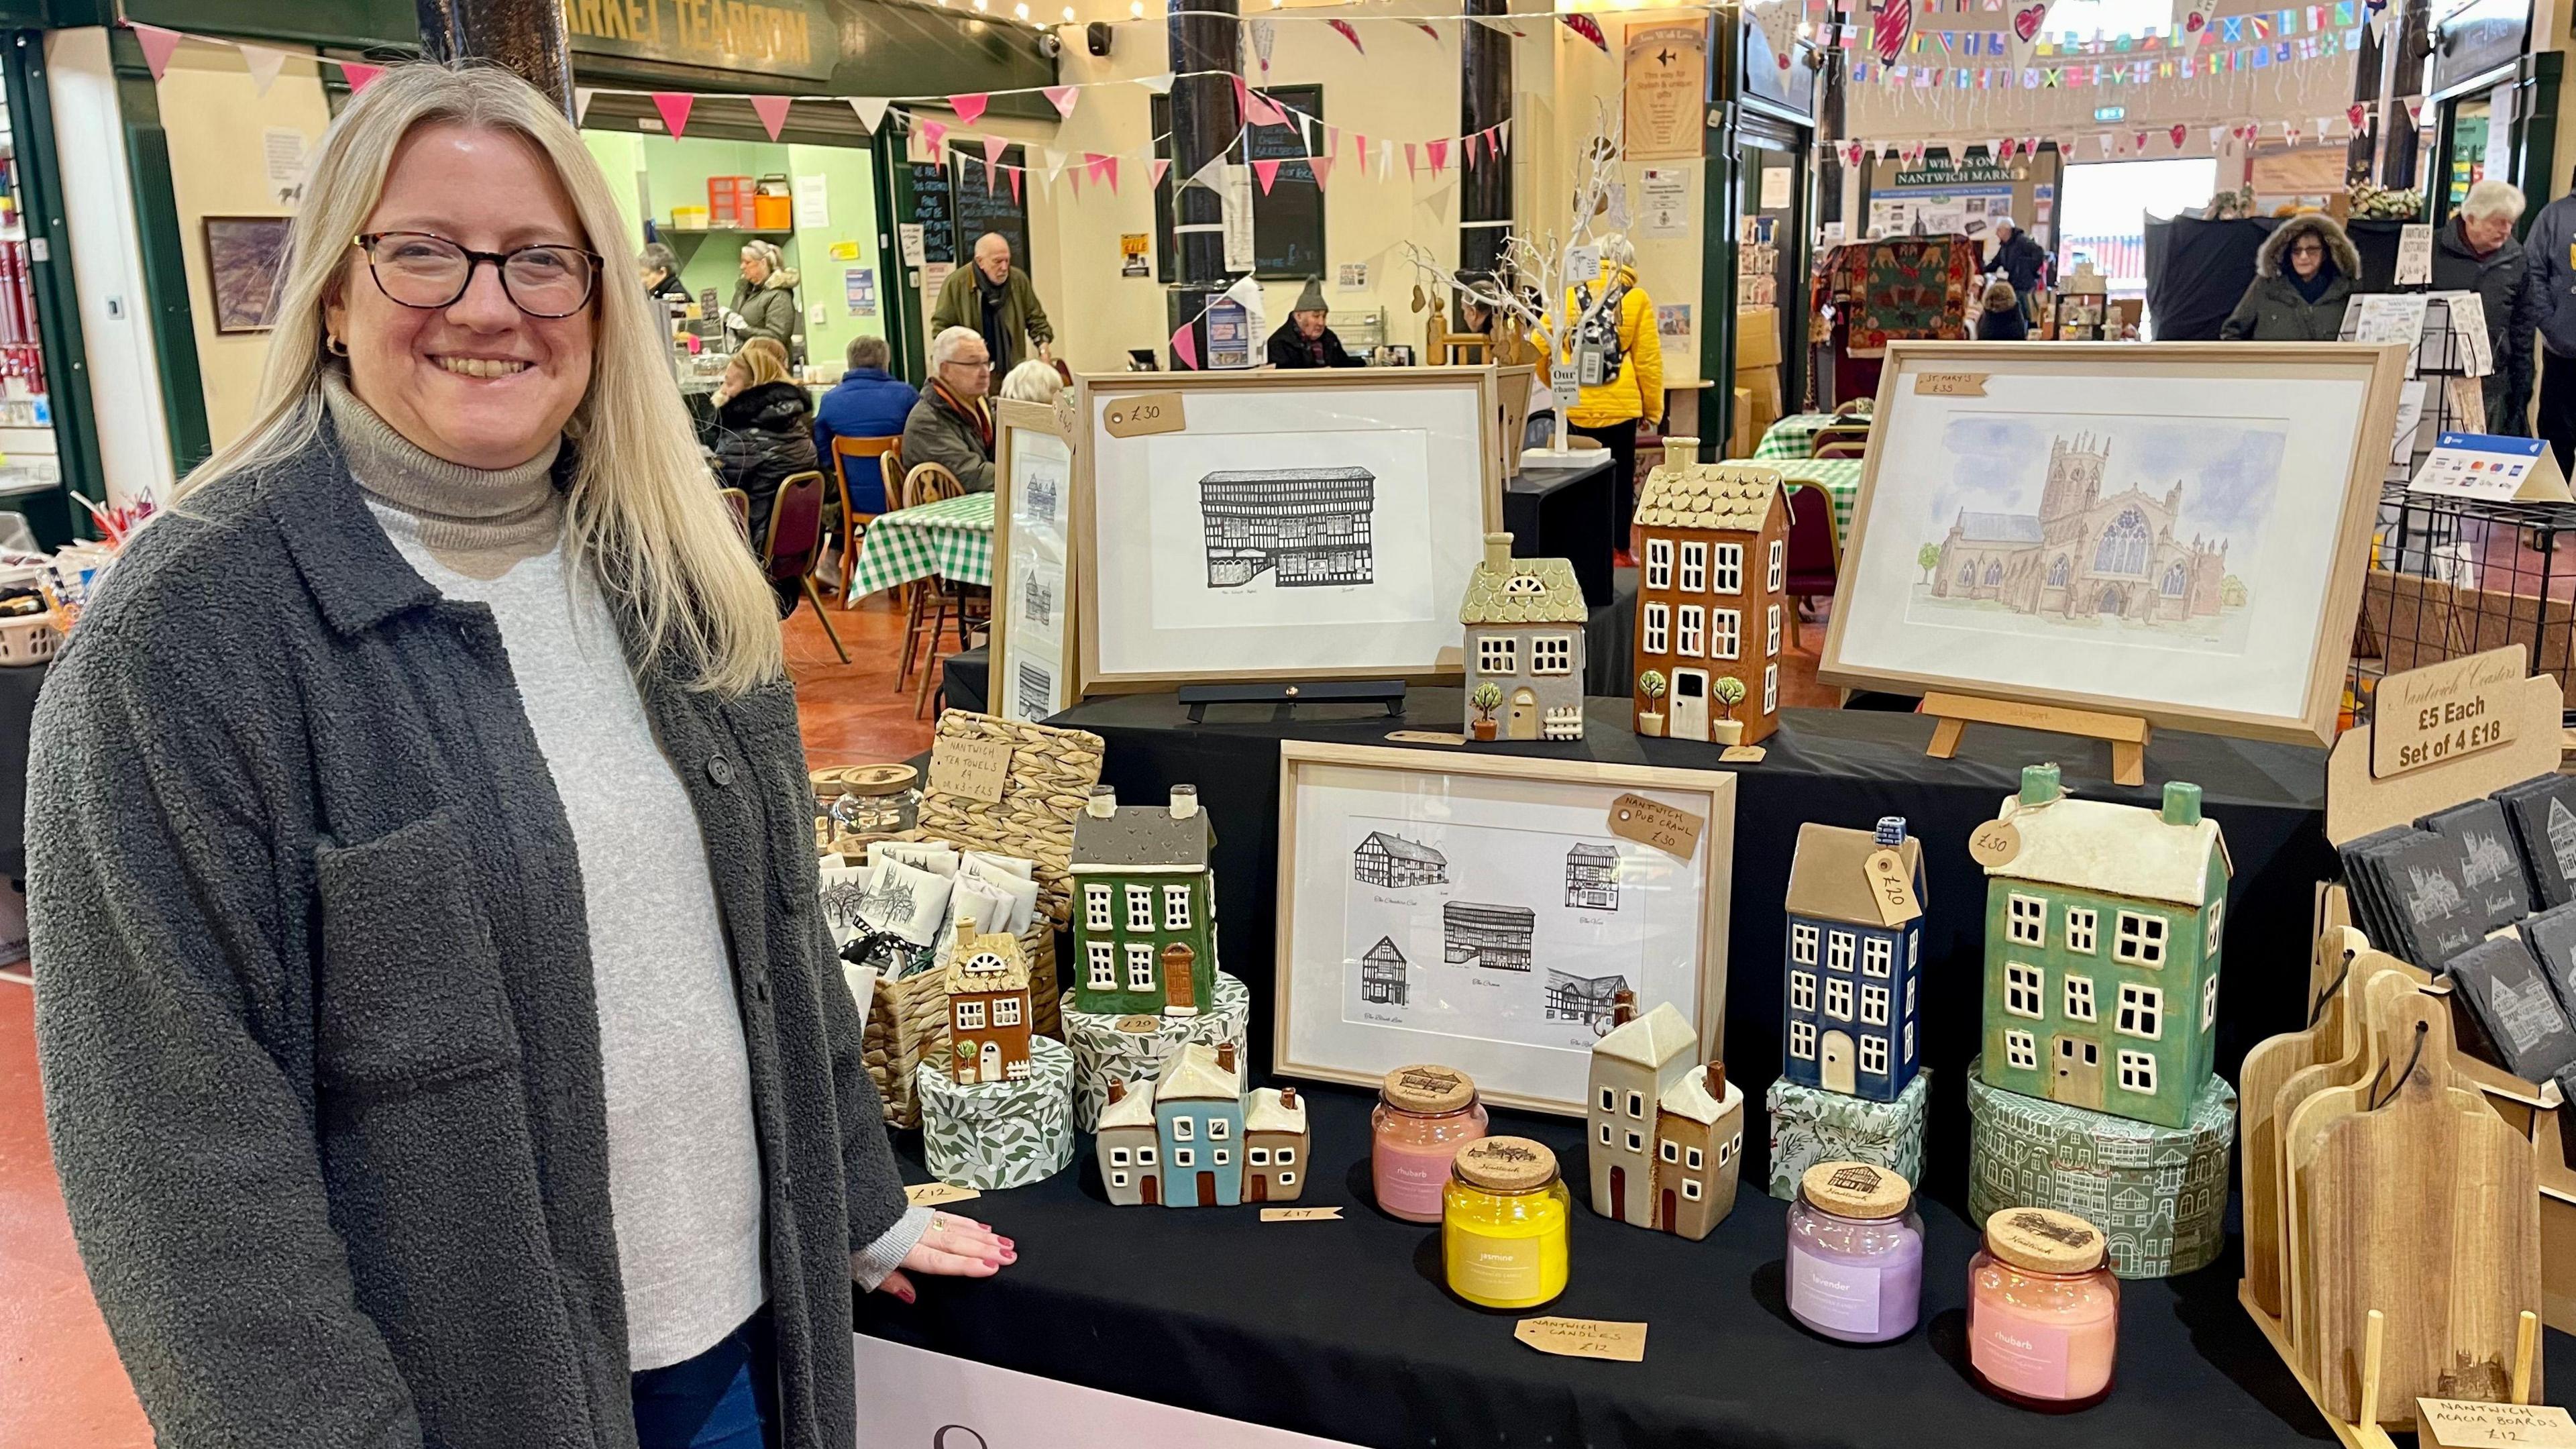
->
[[1774, 456, 1862, 543], [1754, 411, 1841, 460], [843, 491, 995, 598]]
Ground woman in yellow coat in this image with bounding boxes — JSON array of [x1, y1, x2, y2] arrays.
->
[[1561, 241, 1664, 553]]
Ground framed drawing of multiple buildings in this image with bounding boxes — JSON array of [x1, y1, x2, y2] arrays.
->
[[1273, 741, 1736, 1116], [990, 396, 1081, 723], [1817, 341, 2409, 747], [1073, 369, 1503, 694]]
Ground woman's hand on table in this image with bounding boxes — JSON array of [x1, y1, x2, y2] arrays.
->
[[874, 1212, 1015, 1303]]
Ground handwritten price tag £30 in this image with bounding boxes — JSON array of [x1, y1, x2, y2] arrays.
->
[[1513, 1317, 1648, 1362], [1102, 391, 1186, 439], [1968, 818, 2023, 869], [1607, 794, 1705, 859]]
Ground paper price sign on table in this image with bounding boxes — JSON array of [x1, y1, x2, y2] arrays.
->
[[2409, 433, 2573, 504]]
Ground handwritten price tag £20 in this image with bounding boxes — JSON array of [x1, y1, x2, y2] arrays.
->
[[1968, 818, 2023, 869], [1864, 847, 1921, 928], [1607, 794, 1705, 860], [1514, 1317, 1648, 1362]]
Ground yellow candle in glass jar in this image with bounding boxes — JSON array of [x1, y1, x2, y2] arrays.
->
[[1442, 1136, 1571, 1309]]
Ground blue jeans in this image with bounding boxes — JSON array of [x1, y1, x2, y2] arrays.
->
[[631, 1307, 778, 1449]]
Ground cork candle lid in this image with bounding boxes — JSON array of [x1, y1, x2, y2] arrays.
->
[[1800, 1161, 1913, 1220], [839, 763, 920, 797], [1383, 1063, 1477, 1115], [1984, 1207, 2107, 1275], [1452, 1136, 1558, 1192]]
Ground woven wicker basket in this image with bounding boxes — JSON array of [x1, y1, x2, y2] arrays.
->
[[858, 710, 1103, 1126]]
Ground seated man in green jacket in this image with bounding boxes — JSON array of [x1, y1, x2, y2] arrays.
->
[[931, 233, 1053, 376], [900, 326, 997, 494]]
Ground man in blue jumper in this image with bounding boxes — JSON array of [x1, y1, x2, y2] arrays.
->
[[812, 334, 920, 514]]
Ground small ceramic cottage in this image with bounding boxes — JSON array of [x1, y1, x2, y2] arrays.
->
[[1585, 994, 1740, 1238], [1095, 1042, 1312, 1209], [1780, 816, 1927, 1102], [944, 930, 1034, 1085], [1977, 765, 2231, 1132], [1095, 1078, 1161, 1205], [1244, 1086, 1309, 1204], [1652, 1061, 1745, 1240], [1631, 441, 1789, 746], [1459, 531, 1587, 742], [1071, 784, 1217, 1019]]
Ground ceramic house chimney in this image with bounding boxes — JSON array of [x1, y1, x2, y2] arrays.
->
[[1662, 437, 1699, 473], [1612, 989, 1637, 1026], [1106, 1079, 1126, 1105], [1085, 784, 1118, 819], [1169, 784, 1200, 820], [2019, 763, 2063, 808], [1279, 1086, 1297, 1108], [1483, 531, 1514, 574], [1705, 1061, 1727, 1098], [2161, 780, 2203, 828], [1217, 1042, 1238, 1073], [1873, 816, 1908, 848]]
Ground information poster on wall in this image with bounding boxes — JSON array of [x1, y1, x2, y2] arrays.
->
[[1639, 168, 1690, 237], [1622, 24, 1705, 162], [264, 127, 310, 207], [1759, 166, 1791, 210], [1121, 233, 1150, 276], [1222, 165, 1257, 273], [794, 174, 829, 229], [845, 267, 875, 315]]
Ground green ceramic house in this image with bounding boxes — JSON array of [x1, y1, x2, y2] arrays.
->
[[1976, 765, 2231, 1131], [1071, 784, 1218, 1019]]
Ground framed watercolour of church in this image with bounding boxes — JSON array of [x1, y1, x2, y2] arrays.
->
[[1817, 341, 2410, 746]]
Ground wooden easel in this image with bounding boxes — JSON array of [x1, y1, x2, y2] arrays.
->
[[1920, 690, 2151, 787]]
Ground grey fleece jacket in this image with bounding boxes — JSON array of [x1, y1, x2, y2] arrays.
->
[[27, 415, 911, 1449], [2524, 193, 2576, 360]]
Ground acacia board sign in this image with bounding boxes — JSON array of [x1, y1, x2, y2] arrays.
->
[[2370, 646, 2524, 780]]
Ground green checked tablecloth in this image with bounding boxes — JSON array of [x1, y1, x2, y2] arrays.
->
[[845, 492, 996, 597], [1774, 458, 1862, 544], [1754, 412, 1841, 460]]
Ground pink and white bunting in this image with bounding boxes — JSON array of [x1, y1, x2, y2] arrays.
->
[[1042, 85, 1080, 119], [131, 22, 184, 82], [1252, 158, 1282, 194], [949, 93, 990, 125], [749, 95, 793, 142], [651, 92, 696, 139]]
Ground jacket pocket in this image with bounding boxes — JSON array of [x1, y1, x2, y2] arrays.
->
[[313, 812, 519, 1089]]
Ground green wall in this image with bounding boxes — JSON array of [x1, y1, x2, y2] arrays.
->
[[786, 142, 883, 376]]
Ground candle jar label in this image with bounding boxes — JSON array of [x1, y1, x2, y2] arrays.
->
[[1377, 1157, 1448, 1219], [1971, 1314, 2072, 1399], [1790, 1248, 1882, 1336], [1452, 1240, 1544, 1303]]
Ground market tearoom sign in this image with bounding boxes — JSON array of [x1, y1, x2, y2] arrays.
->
[[557, 0, 834, 82]]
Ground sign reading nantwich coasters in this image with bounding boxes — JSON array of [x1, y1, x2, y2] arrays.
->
[[1513, 1318, 1648, 1362], [1607, 793, 1703, 858], [1967, 817, 2022, 868], [928, 735, 1013, 804], [904, 1182, 982, 1208], [2416, 1399, 2576, 1449], [2371, 645, 2524, 780], [1102, 391, 1185, 439]]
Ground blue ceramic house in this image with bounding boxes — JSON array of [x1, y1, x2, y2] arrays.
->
[[1152, 1042, 1246, 1208], [1780, 816, 1926, 1102]]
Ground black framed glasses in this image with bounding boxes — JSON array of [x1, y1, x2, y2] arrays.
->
[[352, 231, 602, 318]]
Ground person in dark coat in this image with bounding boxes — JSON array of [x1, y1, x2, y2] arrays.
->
[[812, 334, 918, 515], [2219, 213, 2361, 341], [2432, 178, 2543, 433], [638, 241, 687, 303], [1267, 278, 1366, 368], [1986, 216, 2051, 320], [706, 338, 824, 605], [728, 239, 800, 354], [1976, 278, 2030, 341]]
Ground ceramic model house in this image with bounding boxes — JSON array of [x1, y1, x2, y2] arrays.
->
[[945, 930, 1036, 1085], [1564, 843, 1621, 911], [1459, 531, 1587, 742], [1631, 441, 1788, 747], [1095, 1078, 1161, 1205], [1546, 969, 1631, 1031], [1587, 994, 1699, 1227], [1244, 1085, 1310, 1203], [1651, 1062, 1746, 1240], [1354, 830, 1447, 888], [1360, 936, 1410, 1005], [1977, 766, 2231, 1132], [1072, 784, 1217, 1019], [1153, 1042, 1248, 1208], [1780, 816, 1927, 1102], [1444, 902, 1536, 972]]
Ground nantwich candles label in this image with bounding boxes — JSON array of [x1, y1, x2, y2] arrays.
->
[[1913, 371, 1988, 396], [1607, 794, 1704, 859], [927, 736, 1012, 804], [2416, 1399, 2576, 1449], [1513, 1318, 1648, 1362], [902, 1182, 982, 1208], [1102, 392, 1185, 438], [1260, 1207, 1343, 1222], [1968, 818, 2023, 869]]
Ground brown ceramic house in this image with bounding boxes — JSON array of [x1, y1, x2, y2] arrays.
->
[[1650, 1062, 1745, 1240], [1631, 441, 1788, 747], [945, 930, 1035, 1085]]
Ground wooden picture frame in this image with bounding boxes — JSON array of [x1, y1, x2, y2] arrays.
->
[[202, 216, 292, 334], [989, 394, 1082, 722], [1273, 741, 1737, 1116], [1073, 367, 1503, 696], [1817, 341, 2410, 747]]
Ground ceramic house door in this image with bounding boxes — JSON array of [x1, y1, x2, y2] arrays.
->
[[1660, 1188, 1677, 1233], [1507, 687, 1539, 739], [1609, 1165, 1627, 1220], [979, 1040, 1002, 1083], [1821, 1030, 1856, 1093], [2052, 1036, 2102, 1110], [1248, 1171, 1268, 1203], [1197, 1172, 1218, 1207], [1161, 943, 1197, 1013], [1670, 669, 1709, 741]]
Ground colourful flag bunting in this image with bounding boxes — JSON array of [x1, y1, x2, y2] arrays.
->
[[949, 93, 989, 125], [131, 22, 183, 82], [750, 95, 792, 142], [652, 93, 696, 139], [1042, 85, 1080, 119]]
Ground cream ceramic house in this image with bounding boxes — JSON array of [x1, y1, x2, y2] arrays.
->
[[1244, 1086, 1310, 1204], [1095, 1078, 1161, 1206], [1586, 996, 1698, 1227], [1459, 531, 1589, 742]]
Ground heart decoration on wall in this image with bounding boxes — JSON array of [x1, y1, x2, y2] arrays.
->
[[2177, 0, 2216, 48], [2347, 102, 2367, 129], [2171, 123, 2188, 149], [2004, 0, 2051, 71], [1872, 0, 1915, 65]]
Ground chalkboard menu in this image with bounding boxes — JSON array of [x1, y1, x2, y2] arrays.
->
[[1153, 85, 1326, 283], [952, 143, 1032, 274], [909, 160, 956, 266]]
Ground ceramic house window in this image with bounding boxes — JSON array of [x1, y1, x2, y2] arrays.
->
[[1683, 1178, 1703, 1201], [1643, 602, 1670, 654], [1790, 970, 1817, 1012], [1208, 1118, 1230, 1139], [1825, 978, 1854, 1021], [1904, 1019, 1916, 1060], [1767, 538, 1785, 592], [2202, 971, 2220, 1029], [1599, 1122, 1613, 1145], [1164, 884, 1191, 930], [1085, 884, 1113, 930], [1766, 604, 1782, 657], [1137, 1146, 1155, 1165], [1861, 983, 1889, 1026], [1904, 973, 1915, 1017], [1278, 1148, 1295, 1165], [2007, 894, 2047, 946], [1174, 1147, 1195, 1167], [2004, 1028, 2039, 1069], [1478, 635, 1517, 674], [1679, 541, 1708, 592], [1646, 537, 1673, 589], [1827, 931, 1855, 972], [1087, 942, 1116, 990], [2117, 983, 2163, 1040], [2065, 975, 2097, 1022], [1599, 1086, 1615, 1112], [994, 996, 1022, 1027], [1791, 922, 1819, 964], [1111, 1147, 1131, 1166], [1111, 1170, 1128, 1188], [2207, 900, 2224, 953], [2005, 963, 2043, 1018], [1503, 575, 1544, 596], [1909, 932, 1919, 969], [1862, 938, 1892, 977], [1214, 1148, 1231, 1166], [1790, 1020, 1816, 1059], [1764, 663, 1778, 714], [1712, 608, 1740, 660], [1625, 1130, 1644, 1153], [1532, 636, 1574, 676], [1125, 942, 1156, 991], [1860, 1034, 1889, 1076], [1126, 885, 1154, 932], [2118, 1050, 2158, 1095], [1712, 542, 1743, 594], [957, 1000, 986, 1030], [1171, 1117, 1195, 1140], [2066, 908, 2098, 955], [1686, 1146, 1704, 1171], [1279, 1171, 1297, 1187], [2116, 910, 2167, 967], [1677, 606, 1705, 657], [1626, 1090, 1646, 1118], [1660, 1140, 1680, 1163]]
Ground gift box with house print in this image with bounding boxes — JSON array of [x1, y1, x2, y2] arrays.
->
[[915, 931, 1077, 1191]]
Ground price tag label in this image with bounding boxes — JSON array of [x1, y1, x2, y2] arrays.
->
[[1718, 745, 1767, 763], [2416, 1398, 2576, 1448], [2370, 646, 2523, 780], [1103, 392, 1186, 439], [1514, 1317, 1648, 1362], [1968, 818, 2023, 868], [927, 735, 1013, 804], [1259, 1206, 1343, 1222], [1913, 371, 1988, 396], [1385, 730, 1468, 746], [1607, 793, 1705, 860], [1564, 245, 1602, 286], [904, 1182, 983, 1208], [1865, 847, 1921, 926], [2394, 223, 2435, 286]]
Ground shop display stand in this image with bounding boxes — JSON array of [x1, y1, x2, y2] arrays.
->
[[1179, 680, 1406, 723], [1919, 690, 2150, 787], [2235, 1301, 2539, 1449]]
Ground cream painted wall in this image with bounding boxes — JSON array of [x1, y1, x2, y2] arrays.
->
[[160, 44, 332, 453]]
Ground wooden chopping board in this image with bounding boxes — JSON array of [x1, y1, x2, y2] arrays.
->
[[2279, 955, 2424, 1363], [2243, 926, 2366, 1318]]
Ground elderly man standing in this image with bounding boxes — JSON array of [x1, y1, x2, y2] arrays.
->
[[1267, 278, 1364, 368], [2434, 178, 2543, 434], [902, 326, 998, 494], [932, 233, 1053, 376], [1986, 215, 2051, 322]]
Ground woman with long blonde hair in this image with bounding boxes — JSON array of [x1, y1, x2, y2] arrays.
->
[[25, 62, 1009, 1449]]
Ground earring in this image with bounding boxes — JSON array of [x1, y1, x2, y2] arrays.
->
[[325, 335, 350, 357]]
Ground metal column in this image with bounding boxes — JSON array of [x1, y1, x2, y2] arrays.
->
[[1165, 0, 1239, 368], [1458, 0, 1514, 277], [415, 0, 576, 117]]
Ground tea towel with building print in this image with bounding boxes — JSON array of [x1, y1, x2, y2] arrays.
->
[[1583, 994, 1744, 1240], [1631, 445, 1789, 747], [1092, 1042, 1311, 1208], [1459, 533, 1587, 742]]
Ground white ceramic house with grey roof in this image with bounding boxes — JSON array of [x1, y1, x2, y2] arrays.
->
[[1460, 531, 1588, 741], [1071, 784, 1217, 1020], [1094, 1077, 1162, 1205]]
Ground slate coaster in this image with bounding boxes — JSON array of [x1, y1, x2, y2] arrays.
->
[[2497, 774, 2576, 910], [2521, 902, 2576, 1023], [2446, 934, 2576, 1086], [2336, 824, 2419, 957], [2420, 799, 2533, 932], [2350, 828, 2488, 969]]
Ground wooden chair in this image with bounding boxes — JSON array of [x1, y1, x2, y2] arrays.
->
[[894, 460, 987, 718], [761, 470, 849, 664], [847, 443, 908, 612], [1781, 478, 1842, 648], [1811, 421, 1872, 460], [826, 433, 898, 600]]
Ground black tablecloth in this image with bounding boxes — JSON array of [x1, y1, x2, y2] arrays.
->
[[1507, 455, 1616, 607], [1051, 692, 2334, 1205], [0, 661, 44, 880], [859, 1083, 2567, 1449]]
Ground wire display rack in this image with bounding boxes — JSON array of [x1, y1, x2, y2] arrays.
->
[[2353, 483, 2576, 729]]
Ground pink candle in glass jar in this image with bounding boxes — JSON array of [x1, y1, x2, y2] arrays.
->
[[1371, 1064, 1488, 1222], [1968, 1207, 2121, 1409]]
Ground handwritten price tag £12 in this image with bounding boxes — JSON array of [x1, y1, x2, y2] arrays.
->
[[1607, 794, 1705, 859], [1513, 1317, 1648, 1362], [903, 1182, 983, 1208], [1102, 391, 1186, 439], [1968, 818, 2023, 869], [2415, 1398, 2576, 1449]]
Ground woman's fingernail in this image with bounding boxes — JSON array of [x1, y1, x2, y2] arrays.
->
[[895, 1286, 916, 1303], [998, 1237, 1016, 1249]]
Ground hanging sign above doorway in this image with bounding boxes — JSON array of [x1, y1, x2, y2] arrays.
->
[[555, 0, 837, 84]]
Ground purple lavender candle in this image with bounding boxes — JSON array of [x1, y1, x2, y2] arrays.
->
[[1785, 1162, 1926, 1344]]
